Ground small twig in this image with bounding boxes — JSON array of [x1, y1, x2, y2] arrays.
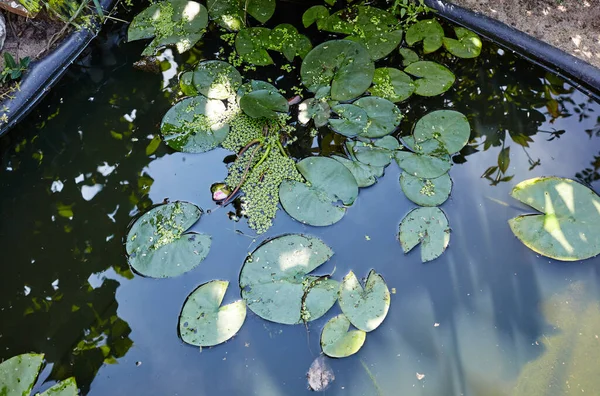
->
[[223, 144, 262, 205]]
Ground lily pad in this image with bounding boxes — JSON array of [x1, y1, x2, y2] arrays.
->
[[402, 135, 447, 157], [236, 25, 312, 65], [368, 68, 415, 103], [179, 280, 246, 347], [332, 155, 384, 188], [508, 177, 600, 261], [405, 19, 444, 54], [338, 270, 390, 332], [0, 353, 44, 396], [128, 0, 209, 56], [192, 61, 242, 100], [299, 98, 331, 128], [443, 27, 482, 58], [399, 47, 419, 66], [307, 355, 335, 391], [395, 151, 452, 179], [280, 157, 359, 226], [321, 314, 366, 358], [413, 110, 471, 155], [237, 80, 278, 101], [400, 172, 452, 206], [239, 89, 289, 119], [349, 136, 400, 167], [301, 40, 375, 101], [126, 202, 211, 278], [303, 5, 329, 29], [328, 104, 369, 137], [398, 207, 451, 262], [179, 71, 198, 96], [239, 234, 339, 324], [161, 96, 229, 153], [207, 0, 275, 30], [39, 377, 78, 396], [404, 61, 455, 97], [354, 97, 402, 138]]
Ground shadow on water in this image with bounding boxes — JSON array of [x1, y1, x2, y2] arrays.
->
[[0, 1, 600, 395]]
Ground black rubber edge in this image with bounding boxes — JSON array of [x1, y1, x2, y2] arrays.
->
[[0, 0, 117, 137], [424, 0, 600, 101]]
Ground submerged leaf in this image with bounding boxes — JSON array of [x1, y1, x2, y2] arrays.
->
[[192, 60, 242, 100], [399, 47, 419, 66], [443, 27, 482, 58], [413, 110, 471, 155], [405, 19, 444, 53], [508, 177, 600, 261], [307, 355, 335, 392], [0, 353, 44, 396], [400, 172, 452, 206], [321, 314, 366, 358], [338, 270, 390, 332], [404, 61, 455, 97], [399, 207, 450, 262]]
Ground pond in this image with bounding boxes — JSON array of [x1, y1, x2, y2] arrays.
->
[[1, 1, 600, 395]]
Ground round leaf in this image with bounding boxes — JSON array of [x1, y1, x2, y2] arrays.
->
[[332, 155, 384, 188], [443, 27, 482, 58], [321, 314, 366, 358], [235, 27, 274, 66], [179, 71, 198, 96], [328, 104, 368, 137], [339, 270, 390, 332], [395, 151, 452, 179], [398, 207, 451, 263], [207, 0, 275, 30], [402, 135, 447, 157], [39, 377, 78, 396], [303, 5, 329, 29], [413, 110, 471, 155], [404, 61, 455, 97], [240, 89, 289, 119], [239, 234, 338, 324], [368, 68, 415, 103], [399, 47, 419, 66], [0, 353, 44, 396], [509, 177, 600, 261], [299, 98, 331, 128], [126, 202, 211, 278], [354, 97, 402, 138], [161, 97, 229, 153], [179, 280, 246, 347], [400, 172, 452, 206], [350, 136, 400, 167], [237, 80, 278, 102], [405, 19, 444, 54], [192, 60, 242, 100], [301, 40, 374, 101]]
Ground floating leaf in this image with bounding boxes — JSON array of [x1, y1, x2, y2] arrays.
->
[[280, 157, 359, 226], [353, 97, 402, 138], [404, 61, 455, 97], [207, 0, 275, 30], [237, 80, 278, 102], [126, 202, 211, 278], [179, 71, 198, 96], [128, 0, 209, 56], [508, 177, 600, 261], [299, 98, 330, 128], [192, 60, 242, 100], [39, 377, 78, 396], [402, 135, 446, 157], [328, 104, 369, 137], [240, 89, 289, 119], [0, 353, 44, 396], [332, 155, 384, 188], [321, 314, 366, 358], [400, 172, 452, 206], [368, 68, 415, 103], [179, 280, 246, 347], [338, 270, 390, 332], [269, 24, 312, 61], [399, 207, 451, 262], [161, 96, 229, 153], [145, 135, 162, 156], [350, 136, 400, 167], [301, 40, 374, 101], [405, 19, 444, 53], [413, 110, 471, 155], [399, 47, 419, 66], [303, 5, 329, 29], [395, 151, 451, 179], [443, 27, 482, 58], [239, 234, 339, 324], [307, 355, 335, 392], [236, 25, 312, 65]]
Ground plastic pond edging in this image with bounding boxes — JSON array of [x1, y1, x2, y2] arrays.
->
[[0, 0, 117, 138], [425, 0, 600, 101]]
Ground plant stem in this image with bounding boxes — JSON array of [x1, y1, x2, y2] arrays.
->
[[254, 144, 272, 170], [223, 143, 262, 206]]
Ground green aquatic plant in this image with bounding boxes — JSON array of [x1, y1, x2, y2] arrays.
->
[[0, 353, 77, 396]]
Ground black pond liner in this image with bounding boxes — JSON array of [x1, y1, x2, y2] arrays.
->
[[0, 0, 117, 138], [425, 0, 600, 101]]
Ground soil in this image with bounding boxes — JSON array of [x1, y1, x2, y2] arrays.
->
[[449, 0, 600, 70]]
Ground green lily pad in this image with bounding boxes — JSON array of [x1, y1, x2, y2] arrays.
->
[[443, 27, 482, 58], [399, 47, 419, 66], [299, 98, 331, 128], [508, 177, 600, 261], [192, 61, 242, 100], [332, 155, 384, 188], [126, 202, 211, 278], [399, 207, 451, 262], [179, 71, 198, 96], [279, 157, 359, 226], [239, 234, 339, 324], [328, 104, 369, 137], [239, 89, 289, 119], [301, 40, 375, 101], [413, 110, 471, 155], [349, 136, 400, 167], [268, 24, 312, 61], [338, 270, 390, 332], [402, 135, 447, 157], [368, 68, 415, 103], [237, 80, 278, 102], [354, 97, 402, 138], [235, 27, 274, 66], [405, 19, 444, 54], [404, 61, 455, 97], [395, 151, 452, 179], [207, 0, 275, 30], [0, 353, 44, 396], [321, 314, 366, 358], [161, 96, 229, 153], [39, 377, 78, 396], [400, 172, 452, 206], [179, 280, 246, 347], [128, 0, 209, 56], [303, 5, 329, 29]]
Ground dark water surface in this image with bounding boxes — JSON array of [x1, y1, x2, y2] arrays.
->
[[1, 2, 600, 395]]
